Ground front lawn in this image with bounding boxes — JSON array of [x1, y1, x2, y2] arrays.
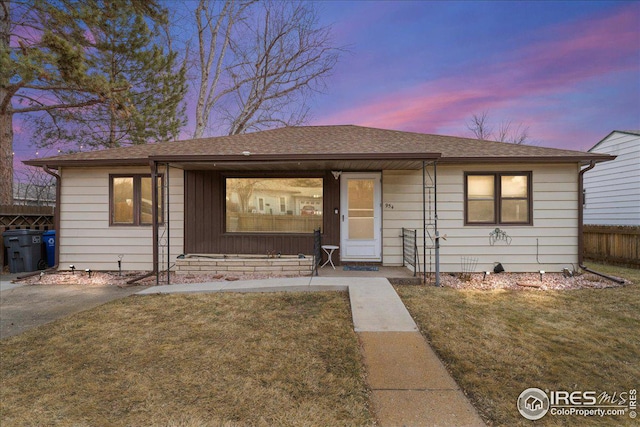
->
[[397, 263, 640, 426], [1, 292, 374, 427]]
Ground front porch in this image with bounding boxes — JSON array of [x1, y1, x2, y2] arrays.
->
[[317, 264, 421, 284]]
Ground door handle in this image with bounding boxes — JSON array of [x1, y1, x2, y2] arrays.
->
[[342, 215, 344, 222]]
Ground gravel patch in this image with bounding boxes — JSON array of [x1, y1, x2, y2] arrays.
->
[[15, 271, 291, 287], [16, 269, 629, 291], [438, 271, 628, 290]]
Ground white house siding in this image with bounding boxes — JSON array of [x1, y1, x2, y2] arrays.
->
[[382, 163, 580, 273], [584, 132, 640, 226], [381, 170, 427, 268], [58, 166, 184, 271]]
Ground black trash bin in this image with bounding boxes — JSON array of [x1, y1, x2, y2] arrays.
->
[[2, 229, 45, 273]]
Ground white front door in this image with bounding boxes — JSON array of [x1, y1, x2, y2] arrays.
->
[[340, 172, 381, 261]]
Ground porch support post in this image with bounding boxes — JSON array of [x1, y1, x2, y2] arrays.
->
[[422, 160, 439, 286], [165, 162, 170, 285], [150, 160, 159, 284], [434, 161, 439, 287], [422, 161, 427, 285]]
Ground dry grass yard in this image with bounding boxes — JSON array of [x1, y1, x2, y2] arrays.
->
[[397, 263, 640, 426], [0, 292, 374, 427]]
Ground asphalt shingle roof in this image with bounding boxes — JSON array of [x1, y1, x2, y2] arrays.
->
[[25, 125, 613, 166]]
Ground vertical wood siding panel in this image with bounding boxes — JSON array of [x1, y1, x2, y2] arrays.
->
[[184, 170, 334, 256]]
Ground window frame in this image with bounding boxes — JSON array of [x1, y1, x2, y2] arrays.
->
[[109, 174, 164, 226], [223, 174, 325, 235], [464, 171, 533, 226]]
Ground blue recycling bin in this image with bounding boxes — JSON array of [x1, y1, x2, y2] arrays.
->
[[43, 230, 56, 267]]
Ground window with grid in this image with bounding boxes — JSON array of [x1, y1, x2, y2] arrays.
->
[[110, 175, 163, 226], [465, 172, 531, 225]]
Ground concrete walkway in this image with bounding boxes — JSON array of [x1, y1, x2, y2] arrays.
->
[[0, 273, 24, 291], [139, 277, 485, 426], [1, 282, 150, 339]]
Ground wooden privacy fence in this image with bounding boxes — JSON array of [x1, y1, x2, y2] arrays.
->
[[1, 205, 55, 269], [583, 225, 640, 267]]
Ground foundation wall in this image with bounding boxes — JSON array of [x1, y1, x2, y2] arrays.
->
[[175, 256, 314, 276]]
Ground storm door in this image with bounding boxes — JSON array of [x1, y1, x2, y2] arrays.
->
[[339, 173, 381, 261]]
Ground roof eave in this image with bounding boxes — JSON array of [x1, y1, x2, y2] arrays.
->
[[23, 158, 152, 168], [24, 153, 613, 168], [438, 154, 615, 164]]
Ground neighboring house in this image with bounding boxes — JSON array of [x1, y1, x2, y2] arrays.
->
[[12, 181, 56, 207], [583, 130, 640, 226], [24, 125, 613, 273]]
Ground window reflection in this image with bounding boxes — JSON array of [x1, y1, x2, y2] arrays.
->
[[226, 178, 323, 233], [113, 177, 134, 224]]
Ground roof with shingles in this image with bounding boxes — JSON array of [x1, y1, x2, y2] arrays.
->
[[25, 125, 613, 167]]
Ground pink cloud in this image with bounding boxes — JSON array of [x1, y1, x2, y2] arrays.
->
[[312, 4, 639, 145], [511, 6, 638, 91], [316, 77, 509, 133]]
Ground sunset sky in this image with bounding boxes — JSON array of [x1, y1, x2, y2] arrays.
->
[[307, 0, 639, 151], [13, 0, 640, 170]]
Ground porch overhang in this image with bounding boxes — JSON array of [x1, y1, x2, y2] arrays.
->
[[148, 152, 441, 171]]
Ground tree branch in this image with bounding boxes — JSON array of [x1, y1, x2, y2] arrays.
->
[[12, 98, 102, 114]]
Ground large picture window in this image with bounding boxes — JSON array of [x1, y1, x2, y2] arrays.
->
[[225, 178, 323, 233], [465, 172, 531, 225], [110, 175, 163, 226]]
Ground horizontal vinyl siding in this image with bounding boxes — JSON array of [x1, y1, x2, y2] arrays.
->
[[382, 170, 425, 267], [58, 166, 184, 271], [584, 133, 640, 226], [382, 164, 580, 273]]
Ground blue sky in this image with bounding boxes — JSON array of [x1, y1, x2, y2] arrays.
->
[[14, 0, 640, 168], [305, 1, 639, 151]]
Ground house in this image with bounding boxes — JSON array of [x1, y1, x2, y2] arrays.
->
[[24, 125, 613, 276], [12, 181, 56, 207], [583, 130, 640, 226]]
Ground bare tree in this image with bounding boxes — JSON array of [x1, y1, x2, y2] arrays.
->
[[228, 178, 258, 213], [466, 111, 493, 141], [191, 0, 340, 138], [223, 1, 339, 135], [497, 120, 530, 145], [467, 111, 530, 144], [193, 0, 252, 138], [13, 166, 55, 206]]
